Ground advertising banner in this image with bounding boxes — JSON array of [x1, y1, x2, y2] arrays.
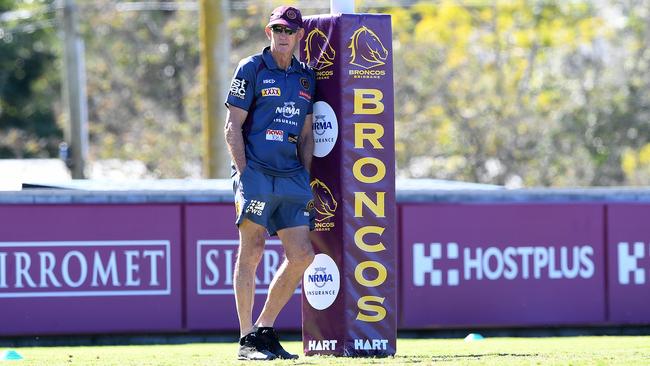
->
[[184, 204, 301, 331], [301, 14, 397, 356], [400, 204, 606, 328], [607, 204, 650, 324], [0, 205, 182, 335]]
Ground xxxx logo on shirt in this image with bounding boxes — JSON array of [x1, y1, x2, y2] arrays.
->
[[261, 87, 281, 97]]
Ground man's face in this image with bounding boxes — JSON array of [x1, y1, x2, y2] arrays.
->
[[266, 25, 304, 54]]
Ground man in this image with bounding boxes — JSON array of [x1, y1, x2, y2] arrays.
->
[[223, 5, 316, 361]]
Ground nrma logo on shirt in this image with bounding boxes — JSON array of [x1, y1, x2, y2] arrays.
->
[[276, 102, 300, 119]]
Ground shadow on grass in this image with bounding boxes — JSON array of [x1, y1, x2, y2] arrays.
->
[[300, 353, 542, 365], [430, 353, 539, 361], [379, 353, 540, 363]]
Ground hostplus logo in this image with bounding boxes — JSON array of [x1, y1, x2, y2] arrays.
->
[[618, 242, 650, 285], [413, 242, 595, 287]]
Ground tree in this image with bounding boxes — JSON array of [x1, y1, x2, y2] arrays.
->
[[0, 0, 61, 159], [4, 0, 650, 187], [387, 0, 650, 187]]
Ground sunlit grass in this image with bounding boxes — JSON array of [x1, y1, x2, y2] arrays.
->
[[6, 336, 650, 365]]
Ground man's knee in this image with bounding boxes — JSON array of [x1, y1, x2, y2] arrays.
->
[[237, 219, 267, 267], [286, 243, 315, 270]]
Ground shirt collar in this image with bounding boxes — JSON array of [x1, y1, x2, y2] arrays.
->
[[262, 46, 299, 72]]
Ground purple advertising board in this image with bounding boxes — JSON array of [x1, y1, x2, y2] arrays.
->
[[607, 204, 650, 324], [0, 204, 182, 335], [184, 204, 301, 331], [400, 203, 606, 328], [301, 14, 397, 356]]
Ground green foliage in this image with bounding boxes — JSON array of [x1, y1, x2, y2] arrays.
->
[[0, 0, 61, 158], [389, 0, 650, 187], [80, 1, 203, 177], [3, 1, 650, 185]]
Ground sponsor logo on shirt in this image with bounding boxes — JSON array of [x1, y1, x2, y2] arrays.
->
[[300, 77, 310, 90], [276, 102, 301, 119], [245, 200, 266, 216], [263, 79, 276, 84], [288, 133, 298, 144], [266, 129, 284, 142], [229, 78, 247, 99], [299, 90, 311, 101], [261, 87, 281, 97]]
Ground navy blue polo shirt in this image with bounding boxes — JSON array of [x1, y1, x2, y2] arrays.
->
[[226, 46, 316, 177]]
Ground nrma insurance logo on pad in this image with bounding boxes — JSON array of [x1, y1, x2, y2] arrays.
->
[[312, 101, 338, 158], [304, 253, 339, 310]]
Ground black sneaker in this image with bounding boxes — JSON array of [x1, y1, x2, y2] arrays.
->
[[238, 332, 276, 361], [256, 327, 299, 360]]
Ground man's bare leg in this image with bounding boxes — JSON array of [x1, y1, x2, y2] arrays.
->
[[253, 225, 313, 359], [256, 225, 314, 327], [234, 219, 267, 337]]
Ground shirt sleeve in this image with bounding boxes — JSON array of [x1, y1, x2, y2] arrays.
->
[[225, 59, 256, 111]]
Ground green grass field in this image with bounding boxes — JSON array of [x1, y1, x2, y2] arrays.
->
[[5, 336, 650, 365]]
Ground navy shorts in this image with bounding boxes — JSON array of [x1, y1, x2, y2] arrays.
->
[[233, 165, 314, 236]]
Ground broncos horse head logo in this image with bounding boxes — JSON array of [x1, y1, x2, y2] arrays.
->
[[304, 28, 336, 70], [348, 26, 388, 69], [310, 178, 337, 221]]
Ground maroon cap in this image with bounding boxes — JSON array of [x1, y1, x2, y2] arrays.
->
[[267, 6, 303, 30]]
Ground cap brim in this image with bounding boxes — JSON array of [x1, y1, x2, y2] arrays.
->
[[267, 19, 300, 30]]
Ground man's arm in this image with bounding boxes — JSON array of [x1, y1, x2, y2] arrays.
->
[[224, 105, 249, 174], [298, 113, 314, 173]]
